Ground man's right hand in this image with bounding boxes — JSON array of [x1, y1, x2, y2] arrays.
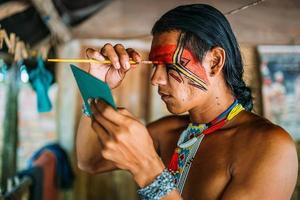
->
[[86, 44, 142, 89]]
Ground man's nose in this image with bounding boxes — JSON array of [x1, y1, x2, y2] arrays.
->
[[151, 65, 168, 86]]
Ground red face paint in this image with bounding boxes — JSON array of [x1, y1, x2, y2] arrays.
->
[[149, 44, 208, 87], [149, 45, 176, 64], [180, 47, 208, 84], [169, 72, 182, 83]]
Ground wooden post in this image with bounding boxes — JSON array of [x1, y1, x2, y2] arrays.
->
[[0, 1, 29, 21], [30, 0, 72, 43], [0, 63, 19, 192]]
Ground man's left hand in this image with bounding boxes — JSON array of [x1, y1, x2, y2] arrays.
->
[[89, 99, 165, 187]]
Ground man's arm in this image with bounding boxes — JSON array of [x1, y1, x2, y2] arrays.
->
[[76, 113, 165, 174], [76, 115, 117, 173], [221, 127, 298, 200], [76, 44, 142, 174], [146, 114, 190, 157]]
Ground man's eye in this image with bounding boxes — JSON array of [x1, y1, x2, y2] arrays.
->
[[166, 64, 176, 71]]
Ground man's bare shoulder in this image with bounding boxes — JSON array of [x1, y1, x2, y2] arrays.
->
[[232, 111, 297, 174], [225, 111, 298, 199], [146, 115, 190, 152], [147, 114, 190, 135], [235, 111, 295, 148]]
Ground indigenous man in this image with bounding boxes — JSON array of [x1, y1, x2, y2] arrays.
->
[[76, 4, 298, 200]]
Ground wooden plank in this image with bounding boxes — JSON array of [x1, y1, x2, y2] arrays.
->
[[0, 63, 19, 192], [0, 1, 30, 21]]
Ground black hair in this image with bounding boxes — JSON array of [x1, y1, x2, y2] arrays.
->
[[151, 4, 253, 111]]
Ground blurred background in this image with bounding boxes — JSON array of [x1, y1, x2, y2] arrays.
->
[[0, 0, 299, 199]]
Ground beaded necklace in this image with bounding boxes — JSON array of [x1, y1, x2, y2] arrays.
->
[[168, 100, 244, 194]]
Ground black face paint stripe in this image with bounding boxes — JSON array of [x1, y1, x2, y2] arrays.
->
[[171, 33, 208, 90]]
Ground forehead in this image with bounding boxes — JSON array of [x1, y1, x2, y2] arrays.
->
[[151, 30, 181, 48]]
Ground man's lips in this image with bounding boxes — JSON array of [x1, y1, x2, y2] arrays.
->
[[158, 91, 172, 101], [158, 91, 169, 96]]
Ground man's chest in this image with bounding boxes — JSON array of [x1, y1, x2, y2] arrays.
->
[[181, 149, 232, 199], [159, 133, 234, 199]]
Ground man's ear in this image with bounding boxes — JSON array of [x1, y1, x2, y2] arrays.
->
[[209, 47, 225, 76]]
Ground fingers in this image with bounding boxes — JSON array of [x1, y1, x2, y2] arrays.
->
[[86, 47, 106, 71], [118, 107, 136, 119], [126, 48, 142, 67], [126, 48, 142, 61], [101, 43, 121, 70], [86, 48, 105, 61], [90, 117, 110, 143], [100, 43, 141, 70], [86, 48, 106, 69], [90, 99, 119, 137], [114, 44, 130, 71], [91, 98, 126, 126]]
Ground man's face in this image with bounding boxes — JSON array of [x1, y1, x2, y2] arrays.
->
[[150, 31, 212, 114]]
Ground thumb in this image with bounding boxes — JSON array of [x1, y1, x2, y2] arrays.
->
[[86, 48, 109, 81], [86, 48, 106, 69], [86, 48, 105, 61]]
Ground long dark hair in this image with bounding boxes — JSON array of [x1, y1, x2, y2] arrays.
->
[[152, 4, 253, 111]]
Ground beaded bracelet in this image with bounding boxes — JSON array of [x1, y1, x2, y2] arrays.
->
[[137, 169, 177, 200]]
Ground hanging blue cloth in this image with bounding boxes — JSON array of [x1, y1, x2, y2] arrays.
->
[[0, 59, 8, 81], [28, 55, 53, 112]]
